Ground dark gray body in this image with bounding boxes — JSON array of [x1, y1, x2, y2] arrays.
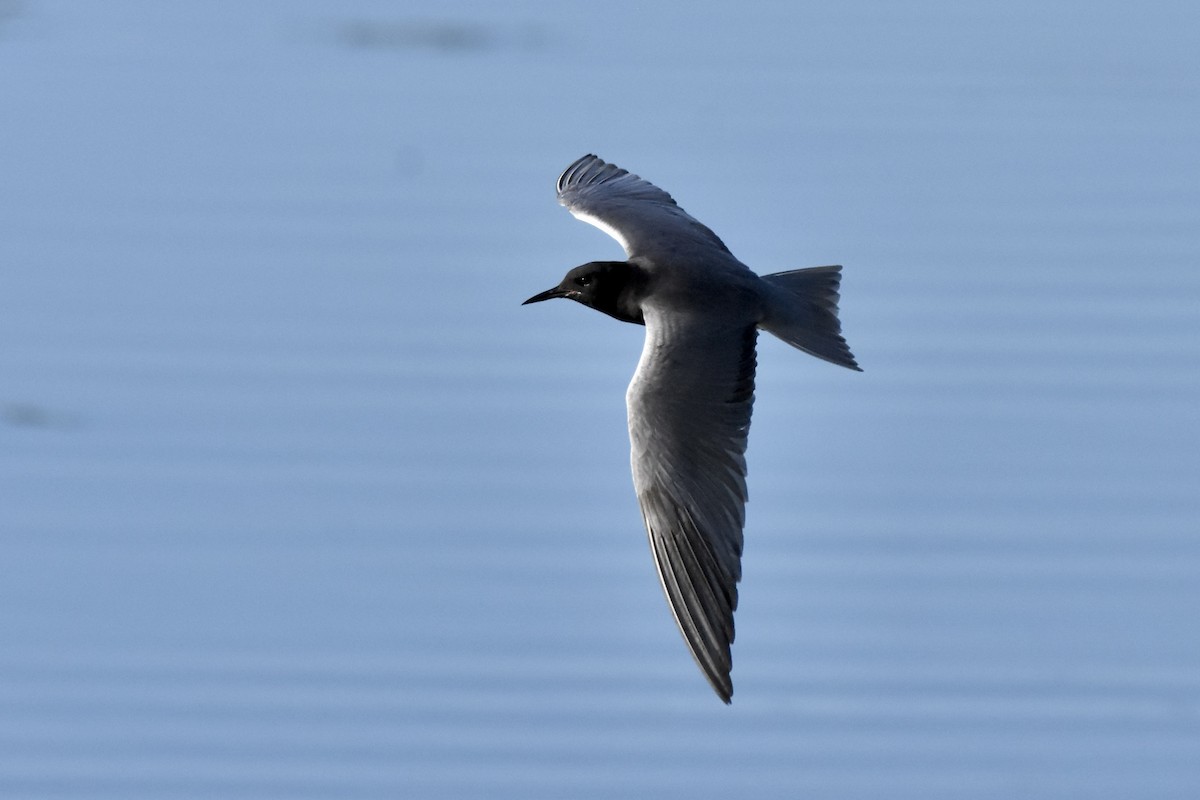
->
[[524, 155, 859, 703]]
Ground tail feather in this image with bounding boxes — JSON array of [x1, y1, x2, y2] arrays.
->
[[759, 265, 861, 371]]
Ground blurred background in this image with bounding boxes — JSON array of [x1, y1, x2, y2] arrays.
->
[[2, 1, 1198, 797]]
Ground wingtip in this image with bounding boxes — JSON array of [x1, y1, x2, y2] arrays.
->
[[838, 350, 864, 372], [557, 154, 606, 194]]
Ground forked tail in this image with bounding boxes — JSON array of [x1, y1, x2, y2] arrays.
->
[[759, 265, 861, 371]]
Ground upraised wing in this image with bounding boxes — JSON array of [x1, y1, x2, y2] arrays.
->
[[557, 154, 732, 262], [626, 310, 757, 703]]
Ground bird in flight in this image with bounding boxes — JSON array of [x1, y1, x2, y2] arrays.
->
[[523, 154, 860, 703]]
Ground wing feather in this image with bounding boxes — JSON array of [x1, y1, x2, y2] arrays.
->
[[627, 316, 757, 703], [557, 154, 732, 260]]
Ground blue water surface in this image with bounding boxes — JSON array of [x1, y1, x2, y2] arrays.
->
[[1, 1, 1198, 797]]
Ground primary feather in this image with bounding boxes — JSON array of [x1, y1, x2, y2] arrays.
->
[[628, 316, 756, 702], [557, 154, 732, 260]]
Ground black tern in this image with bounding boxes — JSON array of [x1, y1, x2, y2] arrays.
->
[[524, 154, 860, 703]]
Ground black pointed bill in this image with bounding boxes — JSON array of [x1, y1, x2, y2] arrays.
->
[[522, 286, 569, 305]]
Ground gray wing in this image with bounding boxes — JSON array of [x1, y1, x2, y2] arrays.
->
[[626, 310, 757, 703], [557, 154, 732, 261]]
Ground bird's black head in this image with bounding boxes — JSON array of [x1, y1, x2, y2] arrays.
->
[[522, 260, 646, 325]]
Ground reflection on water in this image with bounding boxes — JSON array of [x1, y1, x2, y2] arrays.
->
[[334, 18, 544, 53]]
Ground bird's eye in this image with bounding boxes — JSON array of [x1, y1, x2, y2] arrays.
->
[[575, 275, 594, 287]]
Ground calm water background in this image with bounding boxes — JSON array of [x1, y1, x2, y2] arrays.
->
[[2, 1, 1199, 797]]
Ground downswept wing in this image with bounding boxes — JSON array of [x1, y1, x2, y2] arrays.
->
[[626, 310, 757, 703], [557, 154, 732, 262]]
